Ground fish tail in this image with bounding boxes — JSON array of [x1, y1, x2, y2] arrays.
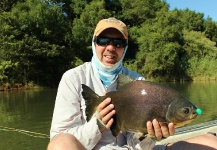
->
[[81, 84, 102, 121]]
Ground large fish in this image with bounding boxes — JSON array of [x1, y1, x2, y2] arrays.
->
[[81, 74, 202, 137]]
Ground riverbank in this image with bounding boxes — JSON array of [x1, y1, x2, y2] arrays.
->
[[0, 83, 42, 91], [1, 76, 216, 91], [193, 76, 217, 81], [173, 76, 217, 82]]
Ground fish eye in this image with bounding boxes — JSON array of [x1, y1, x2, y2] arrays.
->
[[183, 108, 190, 114]]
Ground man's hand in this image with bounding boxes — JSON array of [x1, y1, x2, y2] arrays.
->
[[146, 119, 175, 140], [96, 97, 116, 132]]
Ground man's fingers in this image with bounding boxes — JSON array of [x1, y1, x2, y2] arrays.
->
[[96, 97, 115, 129], [159, 122, 170, 138], [147, 119, 175, 140], [101, 108, 115, 124], [105, 118, 114, 129], [97, 97, 111, 111], [99, 103, 114, 119], [146, 120, 155, 137], [168, 123, 175, 135], [152, 119, 163, 139]]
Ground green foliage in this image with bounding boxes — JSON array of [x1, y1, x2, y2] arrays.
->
[[0, 0, 75, 86], [178, 8, 205, 31], [183, 30, 217, 78], [119, 0, 166, 26], [0, 0, 26, 12], [71, 0, 89, 17], [133, 10, 184, 80], [204, 17, 217, 44], [183, 30, 217, 58], [71, 0, 111, 61], [0, 0, 217, 87], [0, 61, 19, 84], [187, 57, 217, 78]]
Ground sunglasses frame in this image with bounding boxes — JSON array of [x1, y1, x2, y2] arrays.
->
[[94, 36, 127, 48]]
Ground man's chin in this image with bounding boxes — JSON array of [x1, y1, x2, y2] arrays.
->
[[103, 61, 116, 66]]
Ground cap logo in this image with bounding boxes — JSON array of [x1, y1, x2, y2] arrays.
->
[[105, 18, 120, 24]]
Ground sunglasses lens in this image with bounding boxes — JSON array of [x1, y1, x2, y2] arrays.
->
[[96, 37, 110, 46], [95, 36, 127, 48], [113, 39, 126, 48]]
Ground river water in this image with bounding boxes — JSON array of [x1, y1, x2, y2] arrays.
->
[[0, 81, 217, 150]]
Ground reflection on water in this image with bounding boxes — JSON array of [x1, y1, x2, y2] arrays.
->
[[0, 81, 217, 149], [165, 80, 217, 125], [0, 88, 56, 150]]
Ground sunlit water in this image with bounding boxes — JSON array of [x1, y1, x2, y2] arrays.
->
[[0, 81, 217, 150]]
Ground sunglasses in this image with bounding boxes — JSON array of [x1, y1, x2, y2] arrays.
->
[[94, 36, 127, 48]]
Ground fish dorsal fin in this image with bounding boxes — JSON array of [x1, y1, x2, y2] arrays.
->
[[117, 74, 134, 90]]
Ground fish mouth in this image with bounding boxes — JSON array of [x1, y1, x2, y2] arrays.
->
[[191, 114, 198, 119], [166, 112, 198, 128], [173, 118, 196, 128]]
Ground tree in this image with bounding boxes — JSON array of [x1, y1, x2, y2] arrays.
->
[[71, 0, 111, 62], [204, 17, 217, 45], [179, 8, 205, 31], [134, 9, 184, 80], [183, 30, 217, 78], [1, 0, 217, 86], [0, 0, 26, 12], [183, 30, 217, 58], [119, 0, 166, 26], [0, 0, 76, 86]]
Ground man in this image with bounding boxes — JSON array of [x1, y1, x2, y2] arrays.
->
[[47, 17, 217, 150]]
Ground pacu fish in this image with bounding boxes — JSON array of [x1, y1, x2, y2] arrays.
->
[[81, 74, 202, 137]]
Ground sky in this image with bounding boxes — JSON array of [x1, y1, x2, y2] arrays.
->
[[165, 0, 217, 21]]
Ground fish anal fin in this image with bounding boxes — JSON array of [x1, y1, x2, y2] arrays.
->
[[110, 114, 121, 137]]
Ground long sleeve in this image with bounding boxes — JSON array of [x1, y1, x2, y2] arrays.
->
[[50, 69, 102, 149]]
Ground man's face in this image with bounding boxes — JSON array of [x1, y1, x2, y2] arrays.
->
[[95, 28, 126, 66]]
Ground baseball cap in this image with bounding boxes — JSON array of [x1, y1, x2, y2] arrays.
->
[[94, 17, 128, 40]]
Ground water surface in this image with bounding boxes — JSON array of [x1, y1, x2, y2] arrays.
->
[[0, 81, 217, 149], [0, 89, 56, 150]]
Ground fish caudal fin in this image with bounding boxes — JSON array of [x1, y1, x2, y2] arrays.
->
[[81, 84, 102, 121]]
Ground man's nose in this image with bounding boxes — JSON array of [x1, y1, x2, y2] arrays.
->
[[106, 41, 116, 51]]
